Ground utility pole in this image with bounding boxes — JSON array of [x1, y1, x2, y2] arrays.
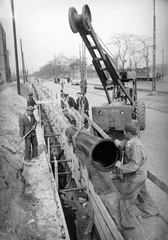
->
[[152, 0, 156, 92], [11, 0, 21, 95], [54, 55, 56, 80], [20, 39, 25, 84], [162, 44, 164, 81]]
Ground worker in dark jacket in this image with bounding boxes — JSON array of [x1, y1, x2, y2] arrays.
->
[[61, 191, 94, 240], [64, 93, 77, 109], [114, 123, 159, 229], [19, 106, 38, 161], [27, 92, 37, 107]]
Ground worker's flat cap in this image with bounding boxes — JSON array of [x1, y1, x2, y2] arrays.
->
[[28, 92, 33, 96], [124, 123, 137, 135], [64, 93, 69, 98], [26, 106, 36, 111], [78, 190, 88, 199]]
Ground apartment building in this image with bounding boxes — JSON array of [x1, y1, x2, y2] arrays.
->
[[0, 23, 11, 84]]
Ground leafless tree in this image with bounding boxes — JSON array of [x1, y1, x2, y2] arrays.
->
[[108, 33, 137, 70], [132, 36, 152, 81], [108, 33, 152, 80]]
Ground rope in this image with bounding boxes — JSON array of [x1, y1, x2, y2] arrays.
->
[[72, 124, 85, 149]]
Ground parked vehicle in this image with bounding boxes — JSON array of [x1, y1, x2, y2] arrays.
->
[[71, 78, 80, 85], [135, 68, 152, 81]]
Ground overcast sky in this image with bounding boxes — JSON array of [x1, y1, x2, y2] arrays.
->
[[0, 0, 168, 74]]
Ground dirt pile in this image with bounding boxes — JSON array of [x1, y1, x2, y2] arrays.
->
[[0, 83, 29, 239], [0, 82, 68, 240]]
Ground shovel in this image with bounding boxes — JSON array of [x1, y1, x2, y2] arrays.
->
[[2, 128, 34, 155], [14, 128, 34, 149]]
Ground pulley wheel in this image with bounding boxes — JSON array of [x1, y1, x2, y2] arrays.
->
[[68, 5, 92, 34], [82, 5, 92, 33], [68, 7, 79, 33]]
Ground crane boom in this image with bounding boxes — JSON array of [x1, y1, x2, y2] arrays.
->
[[68, 5, 133, 105]]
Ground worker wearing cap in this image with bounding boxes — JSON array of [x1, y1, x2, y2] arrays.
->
[[27, 92, 37, 107], [64, 93, 77, 109], [61, 191, 94, 240], [114, 123, 159, 229], [19, 106, 38, 161], [76, 92, 89, 128]]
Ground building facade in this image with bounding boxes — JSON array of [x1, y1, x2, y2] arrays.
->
[[0, 23, 11, 84]]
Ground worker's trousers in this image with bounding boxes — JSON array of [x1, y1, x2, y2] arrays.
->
[[24, 135, 38, 160], [119, 180, 159, 228], [77, 228, 92, 240]]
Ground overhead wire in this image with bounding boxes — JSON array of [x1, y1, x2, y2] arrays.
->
[[85, 30, 125, 74], [95, 33, 124, 71]]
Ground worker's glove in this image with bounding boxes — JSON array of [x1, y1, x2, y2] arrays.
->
[[115, 161, 122, 168], [114, 139, 121, 147]]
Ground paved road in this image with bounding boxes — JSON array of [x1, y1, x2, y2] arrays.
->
[[87, 77, 168, 93], [43, 80, 168, 223]]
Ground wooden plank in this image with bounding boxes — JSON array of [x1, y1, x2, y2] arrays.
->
[[57, 172, 72, 175], [89, 182, 124, 240], [94, 215, 107, 240], [89, 188, 115, 240], [147, 170, 168, 194], [84, 114, 111, 139], [59, 187, 86, 193]]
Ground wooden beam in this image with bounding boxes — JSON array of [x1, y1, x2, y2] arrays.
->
[[57, 171, 72, 175], [147, 171, 168, 194], [59, 187, 86, 193]]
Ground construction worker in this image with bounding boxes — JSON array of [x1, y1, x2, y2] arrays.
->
[[0, 73, 3, 85], [64, 93, 77, 110], [114, 123, 159, 229], [76, 92, 89, 128], [60, 90, 66, 109], [19, 106, 38, 162], [61, 190, 94, 240], [27, 92, 37, 107]]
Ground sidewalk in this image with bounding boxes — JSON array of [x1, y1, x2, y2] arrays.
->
[[87, 77, 168, 93], [135, 80, 168, 94]]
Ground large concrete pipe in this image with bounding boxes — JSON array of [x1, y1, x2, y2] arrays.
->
[[65, 126, 121, 172]]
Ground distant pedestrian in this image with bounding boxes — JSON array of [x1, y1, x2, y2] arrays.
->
[[27, 92, 37, 107], [19, 106, 38, 162], [114, 123, 159, 229], [61, 190, 94, 240], [61, 79, 64, 91], [0, 73, 3, 85]]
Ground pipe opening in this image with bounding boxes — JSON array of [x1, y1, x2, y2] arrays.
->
[[90, 140, 121, 171]]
